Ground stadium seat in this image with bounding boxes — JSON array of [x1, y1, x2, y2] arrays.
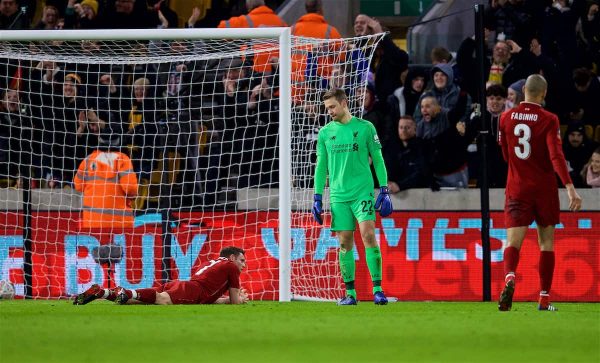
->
[[0, 178, 15, 188], [468, 178, 478, 188], [146, 152, 181, 205], [132, 178, 149, 211], [198, 124, 209, 155], [584, 125, 594, 140]]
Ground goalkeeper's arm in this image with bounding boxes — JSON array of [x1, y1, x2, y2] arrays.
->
[[371, 148, 388, 189], [313, 132, 328, 195]]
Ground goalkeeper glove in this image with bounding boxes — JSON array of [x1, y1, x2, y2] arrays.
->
[[374, 186, 393, 217], [312, 194, 323, 225]]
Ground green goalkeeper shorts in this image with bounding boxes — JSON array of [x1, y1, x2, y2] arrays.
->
[[330, 193, 376, 232]]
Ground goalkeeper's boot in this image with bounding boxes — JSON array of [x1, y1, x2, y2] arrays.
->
[[373, 291, 388, 305], [73, 284, 104, 305], [538, 294, 558, 311], [498, 279, 515, 311], [114, 287, 132, 305], [337, 295, 357, 306]]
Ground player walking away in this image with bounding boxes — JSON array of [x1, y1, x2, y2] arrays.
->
[[74, 246, 248, 305], [312, 88, 393, 306], [497, 75, 582, 312]]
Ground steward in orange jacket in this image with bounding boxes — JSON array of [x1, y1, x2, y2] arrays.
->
[[74, 135, 138, 229], [290, 0, 344, 103], [218, 1, 287, 73]]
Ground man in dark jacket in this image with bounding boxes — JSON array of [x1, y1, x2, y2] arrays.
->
[[383, 115, 428, 193]]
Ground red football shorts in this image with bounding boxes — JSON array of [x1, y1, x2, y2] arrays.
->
[[153, 280, 203, 304], [504, 193, 560, 228]]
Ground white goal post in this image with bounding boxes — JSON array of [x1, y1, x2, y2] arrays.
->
[[0, 28, 383, 302]]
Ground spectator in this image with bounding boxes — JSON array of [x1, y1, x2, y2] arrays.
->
[[417, 93, 473, 189], [541, 0, 588, 74], [414, 63, 470, 124], [472, 84, 509, 188], [244, 75, 279, 187], [0, 0, 28, 29], [33, 5, 60, 29], [383, 115, 428, 193], [488, 39, 537, 89], [64, 0, 100, 29], [580, 146, 600, 188], [581, 2, 600, 69], [148, 0, 178, 29], [98, 0, 158, 29], [73, 132, 138, 229], [484, 0, 535, 47], [218, 0, 287, 74], [187, 1, 235, 28], [290, 0, 343, 102], [430, 46, 460, 86], [562, 122, 598, 187], [203, 58, 250, 205], [456, 26, 494, 98], [358, 83, 388, 147], [387, 67, 427, 123], [527, 36, 562, 115], [569, 68, 600, 126], [353, 14, 409, 103], [291, 0, 341, 39], [75, 107, 106, 151], [123, 77, 159, 182], [506, 78, 525, 109], [218, 0, 286, 28], [0, 89, 30, 187], [32, 71, 87, 188]]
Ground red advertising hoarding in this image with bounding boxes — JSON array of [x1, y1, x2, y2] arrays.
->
[[0, 211, 598, 301]]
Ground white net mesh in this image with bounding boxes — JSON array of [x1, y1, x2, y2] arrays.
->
[[0, 32, 384, 301]]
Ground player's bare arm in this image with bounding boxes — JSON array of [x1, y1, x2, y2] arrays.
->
[[565, 184, 582, 211], [215, 287, 247, 304]]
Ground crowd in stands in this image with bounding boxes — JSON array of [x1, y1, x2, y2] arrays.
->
[[1, 0, 600, 210]]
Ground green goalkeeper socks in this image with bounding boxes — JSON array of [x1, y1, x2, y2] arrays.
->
[[339, 248, 356, 298], [366, 246, 383, 294]]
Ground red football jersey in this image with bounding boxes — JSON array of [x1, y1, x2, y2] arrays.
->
[[499, 102, 571, 199], [191, 257, 241, 304]]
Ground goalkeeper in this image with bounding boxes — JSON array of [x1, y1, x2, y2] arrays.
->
[[313, 88, 393, 305]]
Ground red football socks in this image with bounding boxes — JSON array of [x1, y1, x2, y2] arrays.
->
[[539, 251, 555, 293], [105, 288, 117, 301], [135, 288, 157, 304], [503, 246, 520, 277]]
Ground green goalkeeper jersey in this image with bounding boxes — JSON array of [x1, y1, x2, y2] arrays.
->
[[314, 116, 388, 202]]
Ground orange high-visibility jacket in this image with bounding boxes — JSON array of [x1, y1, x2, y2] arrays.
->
[[74, 150, 138, 229], [218, 5, 287, 29], [291, 13, 341, 40], [218, 5, 288, 73], [290, 13, 344, 103]]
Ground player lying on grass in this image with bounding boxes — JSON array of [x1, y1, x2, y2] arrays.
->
[[74, 246, 249, 305]]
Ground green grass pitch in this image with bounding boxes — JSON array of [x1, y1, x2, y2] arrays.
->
[[1, 300, 598, 363]]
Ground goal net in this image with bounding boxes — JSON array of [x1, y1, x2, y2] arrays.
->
[[0, 29, 384, 301]]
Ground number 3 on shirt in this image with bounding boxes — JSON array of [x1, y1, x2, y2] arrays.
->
[[513, 123, 531, 160]]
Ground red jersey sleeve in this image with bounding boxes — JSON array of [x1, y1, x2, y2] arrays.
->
[[499, 112, 509, 163], [226, 262, 241, 289], [545, 116, 572, 186]]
